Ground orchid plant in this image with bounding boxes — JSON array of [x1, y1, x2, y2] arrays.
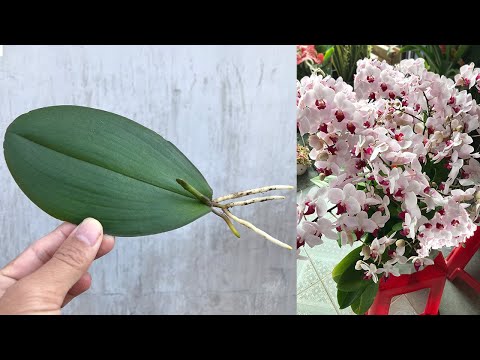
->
[[296, 58, 480, 314]]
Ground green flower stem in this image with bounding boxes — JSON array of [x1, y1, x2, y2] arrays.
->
[[176, 178, 212, 207], [393, 107, 423, 122]]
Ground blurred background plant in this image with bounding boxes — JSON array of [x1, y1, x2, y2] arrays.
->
[[297, 45, 370, 84], [297, 45, 333, 80], [298, 45, 480, 83], [331, 45, 370, 85], [400, 45, 470, 77]]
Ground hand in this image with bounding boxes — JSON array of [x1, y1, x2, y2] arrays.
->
[[0, 218, 115, 314]]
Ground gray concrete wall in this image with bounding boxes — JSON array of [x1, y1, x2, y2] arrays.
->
[[0, 45, 296, 314]]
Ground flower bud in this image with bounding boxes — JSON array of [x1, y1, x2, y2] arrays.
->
[[475, 191, 480, 202], [362, 245, 370, 259], [317, 150, 329, 161], [451, 119, 464, 132], [355, 260, 363, 270], [414, 122, 424, 134], [395, 239, 405, 248]]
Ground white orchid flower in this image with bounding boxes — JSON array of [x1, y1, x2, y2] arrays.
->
[[357, 261, 380, 283], [389, 245, 408, 265], [377, 260, 400, 278], [409, 256, 435, 272]]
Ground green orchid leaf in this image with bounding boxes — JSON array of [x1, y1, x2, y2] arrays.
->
[[351, 281, 379, 315], [336, 262, 368, 292], [332, 245, 363, 283], [388, 222, 403, 236], [425, 211, 436, 220], [3, 106, 213, 236], [323, 46, 334, 63], [337, 284, 368, 309], [454, 45, 470, 61], [310, 176, 328, 188]]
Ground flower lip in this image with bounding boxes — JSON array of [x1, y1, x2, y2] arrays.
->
[[315, 99, 326, 110], [335, 110, 345, 122], [304, 201, 316, 215], [337, 203, 347, 215], [318, 123, 328, 133], [347, 122, 356, 134]]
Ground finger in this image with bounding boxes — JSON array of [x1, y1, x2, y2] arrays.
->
[[60, 236, 114, 308], [1, 223, 114, 281], [29, 218, 104, 297], [62, 272, 92, 308], [95, 234, 115, 259], [1, 222, 75, 280]]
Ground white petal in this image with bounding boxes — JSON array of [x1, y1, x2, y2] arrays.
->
[[328, 188, 344, 204], [424, 258, 435, 266], [343, 183, 357, 197], [345, 197, 361, 215], [343, 215, 359, 228], [390, 267, 400, 277]]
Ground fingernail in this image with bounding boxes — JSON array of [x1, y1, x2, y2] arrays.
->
[[75, 218, 102, 246]]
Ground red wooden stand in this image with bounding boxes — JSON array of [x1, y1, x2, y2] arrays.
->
[[446, 230, 480, 293], [366, 253, 447, 315]]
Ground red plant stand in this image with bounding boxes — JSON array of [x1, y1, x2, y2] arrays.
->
[[366, 253, 447, 315], [446, 230, 480, 293]]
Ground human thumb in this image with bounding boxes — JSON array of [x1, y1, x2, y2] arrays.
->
[[29, 217, 103, 299]]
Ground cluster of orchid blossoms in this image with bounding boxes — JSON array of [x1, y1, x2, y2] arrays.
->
[[297, 58, 480, 283]]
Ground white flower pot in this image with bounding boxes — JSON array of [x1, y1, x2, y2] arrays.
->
[[297, 164, 308, 176]]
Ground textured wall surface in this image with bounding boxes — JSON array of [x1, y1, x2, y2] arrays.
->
[[0, 45, 296, 314]]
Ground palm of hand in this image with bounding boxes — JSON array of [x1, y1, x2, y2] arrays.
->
[[0, 222, 114, 314]]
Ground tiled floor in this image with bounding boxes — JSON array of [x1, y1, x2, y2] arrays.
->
[[298, 239, 480, 315], [297, 184, 480, 315]]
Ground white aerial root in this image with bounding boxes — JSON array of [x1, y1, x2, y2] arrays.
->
[[223, 209, 293, 250], [213, 185, 294, 203], [177, 178, 294, 250], [221, 196, 285, 208]]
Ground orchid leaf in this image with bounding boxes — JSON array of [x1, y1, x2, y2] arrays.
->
[[3, 106, 213, 236], [351, 281, 379, 315]]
